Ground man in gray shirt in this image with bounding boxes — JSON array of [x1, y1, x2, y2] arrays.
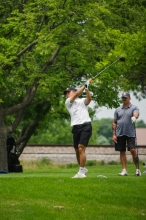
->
[[112, 92, 141, 176]]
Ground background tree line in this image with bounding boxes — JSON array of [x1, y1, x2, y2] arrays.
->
[[29, 118, 146, 145], [0, 0, 146, 170]]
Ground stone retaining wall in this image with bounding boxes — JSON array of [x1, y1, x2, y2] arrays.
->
[[20, 145, 146, 164]]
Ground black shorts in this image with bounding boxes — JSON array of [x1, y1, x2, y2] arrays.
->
[[115, 135, 136, 151], [72, 123, 92, 149]]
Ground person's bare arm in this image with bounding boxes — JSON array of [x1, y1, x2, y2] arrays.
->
[[112, 119, 117, 143], [69, 86, 86, 103], [70, 79, 92, 103], [84, 89, 92, 105]]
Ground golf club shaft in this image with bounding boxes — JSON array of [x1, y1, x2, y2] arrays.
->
[[134, 124, 140, 171], [92, 57, 121, 80]]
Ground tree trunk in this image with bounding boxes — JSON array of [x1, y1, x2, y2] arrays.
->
[[0, 114, 8, 171], [17, 119, 39, 155]]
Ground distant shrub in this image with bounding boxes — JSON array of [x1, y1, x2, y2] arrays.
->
[[66, 163, 78, 168], [108, 161, 119, 165], [86, 160, 97, 166], [100, 160, 105, 165], [39, 157, 52, 165]]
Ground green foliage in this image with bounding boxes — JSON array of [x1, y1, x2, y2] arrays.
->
[[29, 119, 73, 144], [28, 118, 146, 145], [85, 160, 97, 166], [88, 120, 98, 145], [136, 120, 146, 128], [97, 118, 113, 145], [0, 0, 146, 156], [29, 118, 99, 145], [97, 135, 110, 145], [1, 0, 145, 111]]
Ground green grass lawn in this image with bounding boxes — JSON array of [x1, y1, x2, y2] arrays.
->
[[0, 161, 146, 220]]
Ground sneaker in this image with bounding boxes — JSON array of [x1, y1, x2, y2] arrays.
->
[[134, 170, 141, 176], [118, 169, 128, 176], [84, 168, 88, 174], [72, 172, 86, 178]]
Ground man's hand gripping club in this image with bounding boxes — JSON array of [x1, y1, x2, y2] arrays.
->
[[84, 78, 92, 90]]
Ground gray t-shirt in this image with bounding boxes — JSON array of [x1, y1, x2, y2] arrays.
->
[[114, 103, 139, 137]]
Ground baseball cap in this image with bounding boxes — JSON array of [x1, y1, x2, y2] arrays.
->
[[63, 87, 77, 95], [121, 92, 130, 98]]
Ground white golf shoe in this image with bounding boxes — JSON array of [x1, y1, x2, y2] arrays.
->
[[134, 169, 141, 176], [72, 172, 86, 178], [84, 168, 88, 174], [118, 169, 128, 176]]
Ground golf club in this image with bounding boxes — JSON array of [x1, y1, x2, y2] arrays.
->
[[134, 124, 140, 176], [92, 56, 125, 80], [143, 163, 146, 174]]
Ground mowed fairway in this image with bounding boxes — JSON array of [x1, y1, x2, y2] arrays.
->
[[0, 163, 146, 220]]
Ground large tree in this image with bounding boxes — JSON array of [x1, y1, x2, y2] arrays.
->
[[0, 0, 146, 171], [0, 0, 115, 171], [108, 0, 146, 98]]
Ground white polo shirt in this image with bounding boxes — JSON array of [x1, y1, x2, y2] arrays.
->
[[65, 97, 91, 126]]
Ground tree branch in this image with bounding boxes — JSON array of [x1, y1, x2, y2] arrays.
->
[[4, 81, 38, 116], [17, 41, 37, 57], [41, 45, 63, 73], [50, 17, 67, 30], [7, 109, 24, 133], [17, 15, 45, 57], [16, 101, 51, 154], [37, 14, 45, 33], [17, 119, 39, 154]]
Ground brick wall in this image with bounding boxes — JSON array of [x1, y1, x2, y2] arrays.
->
[[20, 145, 146, 164]]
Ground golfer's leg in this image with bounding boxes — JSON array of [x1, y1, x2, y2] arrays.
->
[[72, 127, 80, 166], [78, 144, 86, 167], [120, 151, 127, 170], [75, 148, 80, 165], [130, 148, 139, 169]]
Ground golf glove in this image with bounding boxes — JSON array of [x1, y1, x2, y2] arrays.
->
[[84, 80, 90, 90], [131, 116, 137, 123]]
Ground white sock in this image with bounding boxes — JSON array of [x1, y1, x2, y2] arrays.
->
[[79, 167, 85, 174]]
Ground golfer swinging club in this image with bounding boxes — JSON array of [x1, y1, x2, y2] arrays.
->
[[63, 79, 92, 178]]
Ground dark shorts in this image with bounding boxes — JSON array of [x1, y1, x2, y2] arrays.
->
[[72, 123, 92, 149], [115, 135, 136, 151]]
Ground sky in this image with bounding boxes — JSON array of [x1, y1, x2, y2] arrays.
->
[[90, 94, 146, 123]]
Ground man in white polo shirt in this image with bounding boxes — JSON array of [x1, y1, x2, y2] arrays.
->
[[112, 92, 141, 176], [63, 79, 92, 178]]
